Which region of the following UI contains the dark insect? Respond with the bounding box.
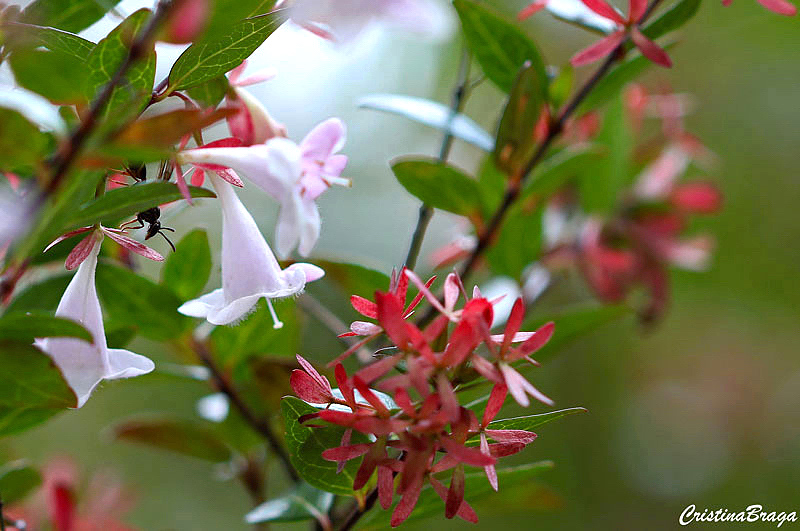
[121,207,176,251]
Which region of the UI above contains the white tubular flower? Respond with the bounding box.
[178,174,324,326]
[38,233,155,407]
[178,118,348,259]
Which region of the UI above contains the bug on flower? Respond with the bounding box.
[121,207,176,252]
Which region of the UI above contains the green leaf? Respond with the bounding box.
[86,9,156,123]
[113,417,233,462]
[523,303,631,362]
[0,107,50,172]
[168,11,286,91]
[0,461,42,504]
[485,202,542,280]
[211,299,299,367]
[0,341,77,437]
[314,261,389,300]
[186,75,231,108]
[5,275,72,315]
[477,156,507,218]
[66,182,215,231]
[22,0,123,33]
[454,0,547,93]
[95,263,190,341]
[579,95,633,214]
[494,60,547,174]
[357,93,494,151]
[548,64,574,110]
[486,407,587,432]
[11,169,105,262]
[3,23,95,60]
[392,159,482,218]
[246,482,334,524]
[281,396,368,496]
[9,48,89,104]
[0,313,92,343]
[362,462,554,528]
[641,0,701,41]
[201,0,279,42]
[523,144,603,200]
[162,229,212,301]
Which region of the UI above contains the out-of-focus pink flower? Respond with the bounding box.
[163,0,209,43]
[37,235,154,407]
[723,0,796,15]
[178,118,349,258]
[285,0,447,42]
[570,0,671,68]
[178,174,324,325]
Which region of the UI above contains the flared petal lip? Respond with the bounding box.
[178,285,307,325]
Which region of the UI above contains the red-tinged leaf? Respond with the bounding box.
[317,409,358,427]
[629,0,648,22]
[391,480,423,527]
[290,370,332,404]
[484,429,538,445]
[404,273,438,315]
[353,376,389,416]
[488,442,526,458]
[334,364,356,407]
[45,226,93,253]
[174,163,193,205]
[631,28,672,68]
[376,291,411,348]
[321,443,371,462]
[378,465,394,509]
[571,31,626,67]
[65,233,97,270]
[437,374,460,423]
[429,477,479,523]
[296,355,331,393]
[515,321,555,358]
[394,388,416,417]
[113,108,237,150]
[580,0,626,23]
[354,441,384,490]
[355,355,401,385]
[353,417,409,436]
[351,294,378,318]
[103,230,164,262]
[327,333,379,367]
[500,364,554,407]
[518,0,547,20]
[440,437,496,467]
[395,266,409,303]
[442,320,479,368]
[482,384,508,426]
[445,466,465,519]
[757,0,797,14]
[423,314,449,344]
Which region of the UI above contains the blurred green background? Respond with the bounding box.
[4,0,800,528]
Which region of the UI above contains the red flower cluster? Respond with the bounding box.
[290,270,555,526]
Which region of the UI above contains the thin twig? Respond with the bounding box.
[297,295,373,361]
[41,0,174,199]
[456,0,666,285]
[337,488,379,531]
[403,50,472,270]
[190,338,300,483]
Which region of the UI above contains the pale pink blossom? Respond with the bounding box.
[178,118,349,258]
[177,174,324,326]
[284,0,447,42]
[225,61,286,145]
[37,234,154,407]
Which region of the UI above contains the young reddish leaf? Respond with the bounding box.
[571,31,626,67]
[631,28,672,68]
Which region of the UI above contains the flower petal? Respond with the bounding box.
[631,28,672,68]
[571,30,626,67]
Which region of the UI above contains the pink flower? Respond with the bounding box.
[225,61,286,145]
[285,0,447,42]
[570,0,671,68]
[37,234,154,407]
[178,118,349,258]
[723,0,796,14]
[177,174,324,325]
